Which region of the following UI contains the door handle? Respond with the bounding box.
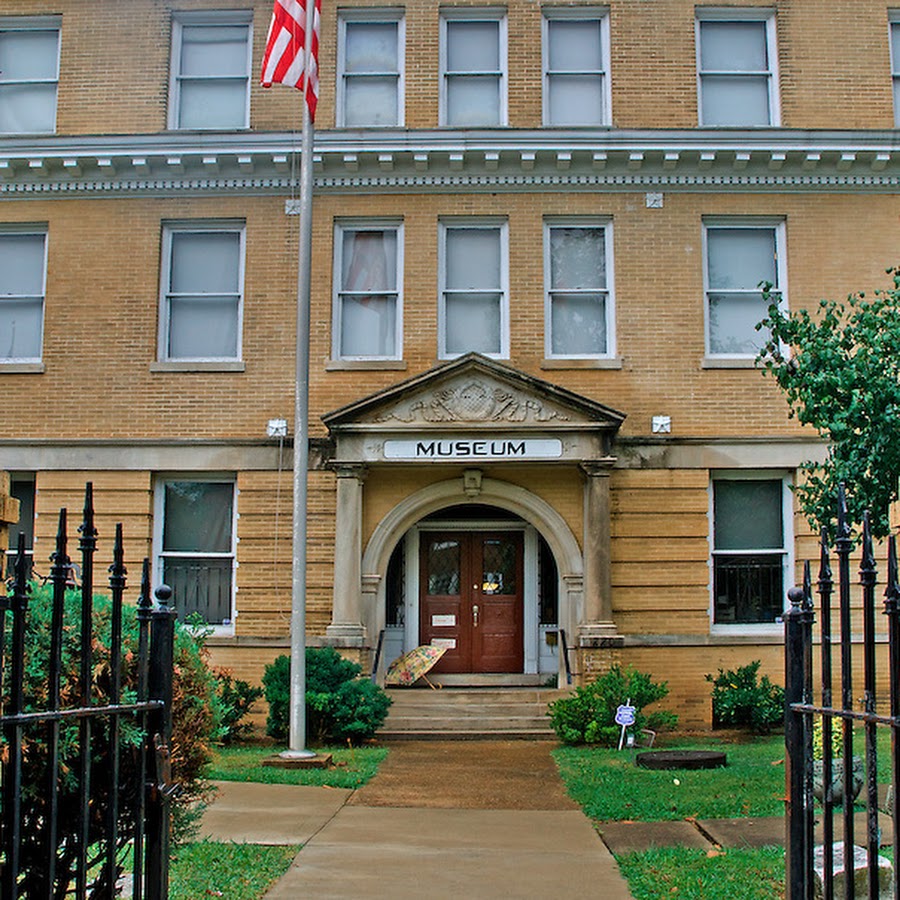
[473,604,479,627]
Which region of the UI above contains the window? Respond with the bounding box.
[439,221,508,358]
[441,10,506,126]
[711,474,791,626]
[338,11,403,127]
[543,10,610,126]
[545,221,614,358]
[159,223,244,362]
[169,12,251,130]
[333,222,402,359]
[703,221,785,358]
[156,478,236,626]
[890,17,900,126]
[696,11,778,126]
[0,18,60,134]
[5,475,35,579]
[0,227,46,363]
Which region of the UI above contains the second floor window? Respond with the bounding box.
[545,221,613,358]
[891,18,900,126]
[0,227,46,363]
[333,223,402,359]
[543,11,609,126]
[439,221,508,358]
[0,19,60,135]
[697,13,778,127]
[704,221,784,358]
[441,11,506,126]
[159,223,244,362]
[338,12,403,126]
[170,13,251,130]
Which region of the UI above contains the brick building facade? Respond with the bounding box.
[1,0,897,724]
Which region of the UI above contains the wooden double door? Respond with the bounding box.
[419,530,524,673]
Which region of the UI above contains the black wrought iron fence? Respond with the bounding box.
[0,483,176,900]
[784,486,900,899]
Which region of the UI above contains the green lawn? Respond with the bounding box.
[617,847,785,900]
[170,841,299,900]
[206,744,388,789]
[553,734,786,821]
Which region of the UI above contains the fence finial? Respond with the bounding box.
[802,560,813,610]
[836,482,851,548]
[154,584,173,611]
[885,536,900,613]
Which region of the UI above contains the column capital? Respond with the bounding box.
[332,462,368,481]
[579,458,615,478]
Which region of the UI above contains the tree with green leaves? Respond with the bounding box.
[756,267,900,539]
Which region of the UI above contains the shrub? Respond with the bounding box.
[214,669,264,744]
[263,648,392,745]
[548,666,677,746]
[0,581,223,897]
[706,660,785,733]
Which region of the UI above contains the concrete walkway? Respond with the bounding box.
[199,741,635,900]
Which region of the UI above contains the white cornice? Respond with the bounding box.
[3,128,900,197]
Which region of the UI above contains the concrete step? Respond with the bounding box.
[379,686,569,740]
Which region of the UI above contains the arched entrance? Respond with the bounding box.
[361,477,583,677]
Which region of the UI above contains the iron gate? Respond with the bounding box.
[785,486,900,899]
[0,484,176,899]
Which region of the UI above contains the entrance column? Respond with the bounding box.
[326,463,367,645]
[579,461,619,642]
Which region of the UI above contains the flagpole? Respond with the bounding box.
[284,40,316,761]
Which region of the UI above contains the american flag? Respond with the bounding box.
[260,0,321,121]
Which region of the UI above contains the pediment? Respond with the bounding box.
[323,354,625,433]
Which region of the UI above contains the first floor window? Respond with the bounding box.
[440,221,508,358]
[545,221,613,358]
[5,474,35,579]
[711,475,790,626]
[334,223,401,359]
[0,19,60,134]
[157,478,235,626]
[0,227,46,362]
[160,223,244,361]
[704,221,784,358]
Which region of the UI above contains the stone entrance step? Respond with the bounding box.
[378,686,570,741]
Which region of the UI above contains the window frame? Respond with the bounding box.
[702,217,787,363]
[709,470,793,633]
[168,10,253,131]
[695,8,780,127]
[337,8,405,128]
[438,218,510,360]
[543,217,615,360]
[0,16,61,136]
[439,7,508,127]
[541,7,611,127]
[332,219,404,361]
[158,220,246,364]
[0,224,47,365]
[153,474,238,632]
[889,14,900,126]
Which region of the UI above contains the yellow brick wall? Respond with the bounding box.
[6,190,894,444]
[3,0,893,133]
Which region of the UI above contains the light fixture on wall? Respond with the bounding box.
[651,415,672,434]
[267,418,289,438]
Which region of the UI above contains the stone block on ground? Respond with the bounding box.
[597,819,711,854]
[813,841,893,899]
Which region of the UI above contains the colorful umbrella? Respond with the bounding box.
[384,644,447,689]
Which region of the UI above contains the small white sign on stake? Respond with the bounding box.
[615,700,637,751]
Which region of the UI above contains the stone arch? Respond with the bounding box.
[360,474,584,642]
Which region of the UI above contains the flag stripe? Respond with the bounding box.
[260,0,320,121]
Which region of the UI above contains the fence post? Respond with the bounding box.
[785,578,814,900]
[145,584,176,900]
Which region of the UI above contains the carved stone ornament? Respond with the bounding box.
[374,378,570,424]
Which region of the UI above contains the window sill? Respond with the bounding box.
[150,361,245,373]
[326,359,408,371]
[701,356,759,369]
[0,362,44,374]
[710,622,783,636]
[541,357,623,370]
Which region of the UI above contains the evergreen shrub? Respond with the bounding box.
[706,660,784,732]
